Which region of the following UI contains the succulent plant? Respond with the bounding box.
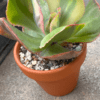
[0,0,100,60]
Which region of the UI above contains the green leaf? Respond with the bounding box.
[46,12,57,33]
[23,27,45,38]
[3,19,42,52]
[40,24,85,49]
[0,18,16,40]
[40,43,69,57]
[66,18,100,43]
[66,32,99,43]
[6,0,39,31]
[65,0,100,43]
[60,0,85,26]
[20,0,33,14]
[50,13,60,32]
[77,0,100,24]
[46,0,60,13]
[36,0,50,30]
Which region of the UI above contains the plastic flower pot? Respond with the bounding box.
[14,42,87,96]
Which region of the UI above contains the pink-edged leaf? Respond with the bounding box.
[66,0,100,43]
[31,0,45,34]
[6,0,39,31]
[0,18,42,52]
[60,0,85,26]
[40,43,85,60]
[50,13,60,32]
[40,43,69,58]
[40,24,85,49]
[50,7,61,32]
[46,12,57,33]
[36,0,50,31]
[0,18,16,40]
[46,0,60,13]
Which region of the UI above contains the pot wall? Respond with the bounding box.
[14,42,87,96]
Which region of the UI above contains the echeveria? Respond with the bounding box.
[0,0,100,58]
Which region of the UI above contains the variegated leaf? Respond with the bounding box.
[60,0,85,26]
[31,0,45,33]
[40,43,69,57]
[40,24,85,49]
[36,0,50,31]
[66,0,100,43]
[0,18,16,40]
[6,0,40,32]
[46,12,57,33]
[23,27,45,38]
[50,13,60,32]
[0,18,43,52]
[46,0,60,13]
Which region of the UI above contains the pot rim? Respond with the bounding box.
[14,42,87,81]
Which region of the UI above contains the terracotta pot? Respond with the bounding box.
[14,42,87,96]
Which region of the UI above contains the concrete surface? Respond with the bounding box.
[0,37,100,100]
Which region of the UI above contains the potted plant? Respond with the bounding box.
[0,0,100,96]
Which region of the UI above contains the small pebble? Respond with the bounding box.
[25,60,29,65]
[19,52,25,58]
[45,69,49,71]
[26,51,31,57]
[19,43,79,71]
[32,60,37,65]
[50,67,55,70]
[27,56,32,61]
[27,64,32,68]
[75,45,82,51]
[35,66,40,70]
[55,66,59,69]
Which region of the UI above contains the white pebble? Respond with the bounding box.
[55,66,59,69]
[32,60,37,65]
[20,57,24,61]
[25,60,29,65]
[40,67,44,70]
[26,51,31,57]
[27,56,32,61]
[50,67,55,70]
[23,64,26,66]
[20,46,24,50]
[38,57,42,61]
[35,66,40,70]
[27,64,32,68]
[19,52,25,58]
[75,45,82,51]
[45,69,49,71]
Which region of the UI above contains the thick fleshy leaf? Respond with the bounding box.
[66,32,100,43]
[20,0,33,14]
[0,18,16,40]
[46,0,60,13]
[40,43,83,60]
[60,0,85,26]
[36,0,50,30]
[40,43,69,57]
[46,12,57,33]
[31,0,44,33]
[6,0,39,31]
[77,0,100,24]
[23,27,45,38]
[50,13,60,32]
[66,0,100,43]
[0,18,42,52]
[40,24,85,49]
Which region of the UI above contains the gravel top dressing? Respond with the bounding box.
[19,43,83,71]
